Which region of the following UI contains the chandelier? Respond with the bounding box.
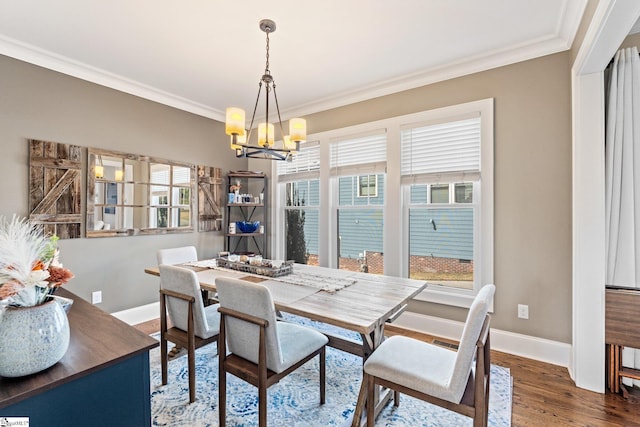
[225,19,306,161]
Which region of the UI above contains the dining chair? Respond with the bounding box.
[157,245,198,266]
[157,245,214,306]
[158,264,220,403]
[357,283,495,427]
[215,277,329,427]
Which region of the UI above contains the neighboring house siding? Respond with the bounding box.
[338,175,384,258]
[338,208,384,258]
[304,210,319,254]
[301,176,473,261]
[409,208,473,260]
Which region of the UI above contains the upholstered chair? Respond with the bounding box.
[357,284,495,427]
[158,264,220,403]
[215,277,329,427]
[157,245,198,266]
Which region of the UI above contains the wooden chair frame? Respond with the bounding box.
[361,315,491,427]
[159,288,218,403]
[218,306,326,427]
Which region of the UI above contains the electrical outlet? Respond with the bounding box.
[92,291,102,304]
[517,304,529,319]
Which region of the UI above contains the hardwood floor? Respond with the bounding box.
[136,319,640,426]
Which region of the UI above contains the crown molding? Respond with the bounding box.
[1,0,586,124]
[283,35,576,119]
[0,34,226,121]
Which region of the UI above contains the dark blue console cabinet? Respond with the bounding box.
[0,289,158,426]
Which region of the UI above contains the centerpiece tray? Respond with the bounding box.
[215,257,294,277]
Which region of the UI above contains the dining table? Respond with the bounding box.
[145,260,427,425]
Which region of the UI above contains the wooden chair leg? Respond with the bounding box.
[160,293,168,386]
[259,383,267,427]
[393,390,400,407]
[320,347,326,404]
[219,369,226,427]
[187,341,196,403]
[366,374,376,427]
[219,318,227,427]
[160,334,168,386]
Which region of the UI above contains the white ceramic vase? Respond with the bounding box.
[0,297,70,377]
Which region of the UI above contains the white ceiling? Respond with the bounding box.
[0,0,587,122]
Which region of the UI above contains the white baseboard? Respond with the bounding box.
[111,302,571,367]
[111,302,159,326]
[394,311,571,367]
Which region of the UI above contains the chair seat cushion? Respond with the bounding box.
[197,303,221,339]
[276,321,328,373]
[364,335,461,403]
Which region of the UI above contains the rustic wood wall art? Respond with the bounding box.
[197,166,223,231]
[28,139,82,239]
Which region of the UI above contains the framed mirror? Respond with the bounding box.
[86,148,196,237]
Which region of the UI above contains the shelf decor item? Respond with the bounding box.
[236,221,260,233]
[0,215,75,377]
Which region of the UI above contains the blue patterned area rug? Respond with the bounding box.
[150,321,512,426]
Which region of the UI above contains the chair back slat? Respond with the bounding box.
[216,277,283,372]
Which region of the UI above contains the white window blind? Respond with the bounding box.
[172,167,191,185]
[277,142,321,182]
[401,117,480,184]
[330,131,386,176]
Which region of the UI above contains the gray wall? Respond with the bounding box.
[302,51,573,343]
[1,49,573,344]
[0,54,246,312]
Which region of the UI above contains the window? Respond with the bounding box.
[400,103,493,300]
[331,132,386,274]
[284,179,319,264]
[358,175,378,197]
[273,98,493,307]
[277,143,321,265]
[430,184,449,203]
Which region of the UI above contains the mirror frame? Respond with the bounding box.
[86,148,196,237]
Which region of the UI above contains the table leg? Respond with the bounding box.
[351,322,390,427]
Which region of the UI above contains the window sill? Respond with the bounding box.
[413,285,494,312]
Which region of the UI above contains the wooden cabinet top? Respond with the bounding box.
[605,287,640,348]
[0,288,158,408]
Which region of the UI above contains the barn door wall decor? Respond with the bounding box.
[29,139,82,239]
[197,165,223,231]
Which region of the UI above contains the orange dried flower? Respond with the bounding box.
[47,265,74,286]
[0,281,21,299]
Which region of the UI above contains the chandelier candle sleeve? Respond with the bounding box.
[225,108,245,136]
[289,118,307,142]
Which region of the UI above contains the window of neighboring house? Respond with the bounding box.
[357,174,378,197]
[276,143,321,264]
[331,131,386,274]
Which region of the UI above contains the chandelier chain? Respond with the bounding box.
[265,30,270,74]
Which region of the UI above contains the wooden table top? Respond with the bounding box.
[0,288,158,408]
[146,262,427,336]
